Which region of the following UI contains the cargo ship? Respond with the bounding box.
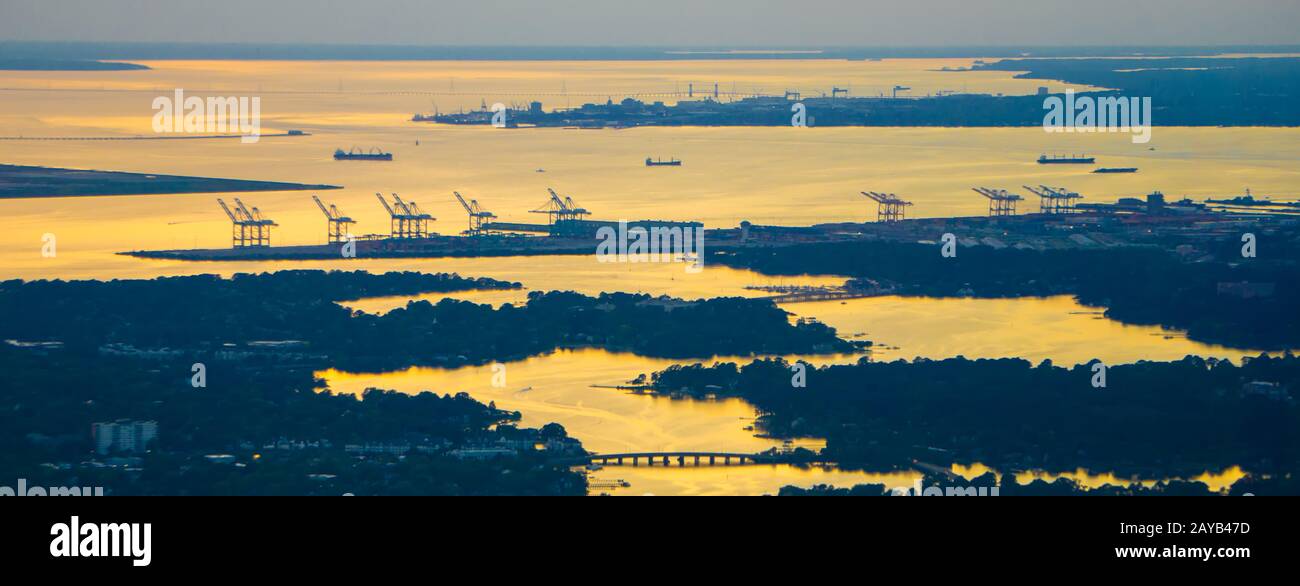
[334,147,393,161]
[1093,167,1138,174]
[1038,154,1095,165]
[646,157,682,167]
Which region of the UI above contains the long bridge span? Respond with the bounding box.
[557,452,829,468]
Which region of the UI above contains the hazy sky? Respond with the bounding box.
[2,0,1298,46]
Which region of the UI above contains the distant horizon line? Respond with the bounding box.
[4,41,1299,63]
[6,40,1300,49]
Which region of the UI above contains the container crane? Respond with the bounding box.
[216,198,276,248]
[392,194,434,238]
[217,198,253,248]
[531,188,591,225]
[972,188,1024,217]
[235,198,277,247]
[1023,185,1084,215]
[861,191,914,223]
[312,195,356,244]
[453,191,497,236]
[562,194,590,221]
[376,192,415,239]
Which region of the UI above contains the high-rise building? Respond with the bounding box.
[92,420,158,455]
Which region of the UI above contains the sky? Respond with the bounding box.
[1,0,1298,47]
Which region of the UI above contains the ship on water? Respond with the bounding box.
[334,147,393,161]
[646,157,682,167]
[1038,154,1096,165]
[1094,167,1138,174]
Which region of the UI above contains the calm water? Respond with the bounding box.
[2,59,1284,494]
[321,348,889,496]
[2,60,1298,277]
[319,347,1250,496]
[333,290,1263,495]
[345,288,1266,367]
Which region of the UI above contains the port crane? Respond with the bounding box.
[375,193,430,239]
[892,85,911,98]
[452,191,497,236]
[216,198,276,248]
[972,187,1024,217]
[562,194,590,221]
[312,195,356,244]
[375,193,407,239]
[831,87,850,99]
[1023,185,1084,215]
[861,191,913,223]
[393,194,435,238]
[531,188,591,225]
[240,200,277,247]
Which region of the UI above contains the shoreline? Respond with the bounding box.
[0,164,340,199]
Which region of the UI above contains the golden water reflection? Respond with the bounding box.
[954,464,1248,493]
[2,60,1299,283]
[3,59,1287,495]
[320,346,1254,496]
[791,295,1270,367]
[319,347,902,496]
[344,288,1270,368]
[320,348,855,456]
[587,466,922,497]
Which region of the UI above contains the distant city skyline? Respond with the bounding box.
[2,0,1299,47]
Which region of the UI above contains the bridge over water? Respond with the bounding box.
[557,452,830,468]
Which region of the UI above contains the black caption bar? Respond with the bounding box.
[1,496,1287,574]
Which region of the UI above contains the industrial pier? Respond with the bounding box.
[126,187,707,261]
[123,186,1298,262]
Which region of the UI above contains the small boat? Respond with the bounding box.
[1093,167,1138,174]
[646,157,682,167]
